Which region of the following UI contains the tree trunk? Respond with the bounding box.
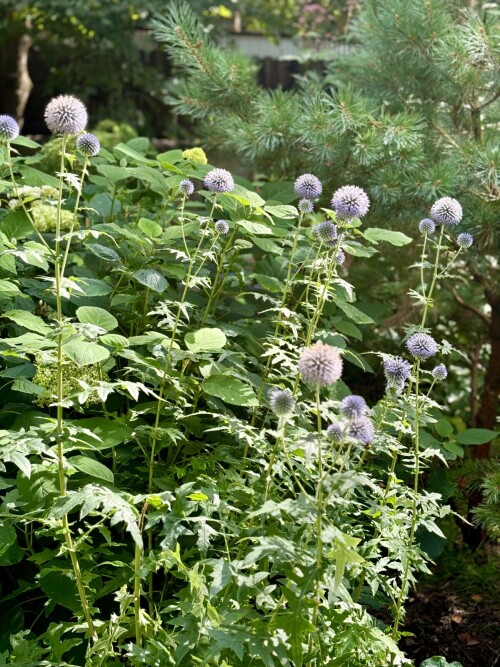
[0,29,33,127]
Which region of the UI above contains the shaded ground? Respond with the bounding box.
[401,548,500,667]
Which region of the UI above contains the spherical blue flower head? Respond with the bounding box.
[179,179,194,196]
[331,185,370,220]
[419,218,435,235]
[457,232,473,249]
[348,417,375,445]
[406,333,438,360]
[298,342,343,387]
[76,132,100,157]
[339,394,368,419]
[313,220,338,246]
[432,364,448,381]
[44,95,88,135]
[215,219,229,235]
[298,198,314,213]
[0,115,20,142]
[430,197,463,226]
[326,421,346,442]
[294,173,323,200]
[203,168,234,193]
[268,388,295,417]
[335,250,346,265]
[384,356,412,383]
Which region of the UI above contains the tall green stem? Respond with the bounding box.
[420,226,444,327]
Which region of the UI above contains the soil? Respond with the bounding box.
[401,577,500,667]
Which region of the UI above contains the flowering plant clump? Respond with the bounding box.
[0,113,479,667]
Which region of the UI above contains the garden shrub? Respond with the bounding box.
[0,98,487,666]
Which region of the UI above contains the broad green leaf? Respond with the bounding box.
[12,135,41,149]
[113,142,153,164]
[237,220,274,236]
[2,310,51,335]
[455,429,498,445]
[18,165,60,188]
[334,319,363,340]
[0,210,33,239]
[251,236,283,255]
[96,164,130,182]
[0,279,21,296]
[185,328,227,353]
[68,417,132,450]
[86,243,120,262]
[202,375,258,406]
[263,204,298,219]
[69,455,114,483]
[39,571,79,611]
[100,333,129,349]
[128,166,166,191]
[138,217,163,239]
[420,659,463,667]
[71,277,112,297]
[435,419,454,438]
[335,300,374,325]
[12,378,45,397]
[133,269,168,293]
[0,522,16,557]
[76,306,118,331]
[363,227,413,246]
[253,274,283,293]
[62,340,110,367]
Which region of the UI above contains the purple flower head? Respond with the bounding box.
[313,220,338,246]
[44,95,88,135]
[215,219,229,235]
[76,132,100,157]
[298,198,314,213]
[339,395,368,419]
[457,233,473,249]
[0,115,20,142]
[430,197,463,226]
[179,179,194,196]
[327,421,346,442]
[335,250,346,265]
[384,356,412,393]
[268,388,295,417]
[432,364,448,381]
[419,218,435,235]
[406,333,438,360]
[204,168,234,193]
[294,173,322,200]
[348,417,375,445]
[298,342,343,387]
[331,185,370,220]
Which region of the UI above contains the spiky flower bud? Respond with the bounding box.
[383,356,412,393]
[76,132,100,157]
[204,168,234,193]
[269,388,295,417]
[179,179,195,195]
[331,185,370,220]
[339,395,368,419]
[430,197,463,226]
[327,421,345,442]
[298,342,343,386]
[348,417,375,444]
[432,364,448,381]
[294,173,322,200]
[419,218,435,234]
[406,333,438,360]
[182,147,207,164]
[44,95,88,135]
[335,250,346,265]
[298,198,314,213]
[457,233,473,249]
[0,115,20,142]
[313,220,338,246]
[215,219,229,235]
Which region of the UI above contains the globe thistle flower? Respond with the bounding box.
[419,218,435,235]
[313,220,338,246]
[430,197,463,226]
[298,342,343,387]
[406,333,438,360]
[76,132,100,157]
[335,250,346,265]
[432,364,448,381]
[182,147,207,165]
[269,388,295,417]
[294,173,322,200]
[0,115,20,142]
[215,219,229,235]
[331,185,370,220]
[298,198,314,213]
[457,232,473,249]
[339,395,368,419]
[204,168,234,193]
[326,421,346,443]
[348,417,375,445]
[44,95,88,135]
[179,179,195,196]
[383,356,412,392]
